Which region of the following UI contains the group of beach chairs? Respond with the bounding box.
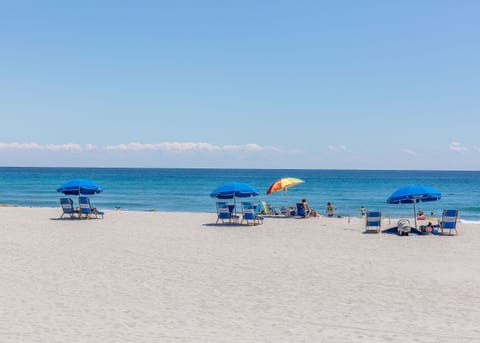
[364,209,459,235]
[256,201,312,218]
[215,201,264,226]
[60,197,104,219]
[215,201,313,226]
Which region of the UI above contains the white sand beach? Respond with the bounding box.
[1,207,480,342]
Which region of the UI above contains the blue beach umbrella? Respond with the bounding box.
[210,182,259,214]
[387,185,441,228]
[210,182,259,199]
[56,179,103,196]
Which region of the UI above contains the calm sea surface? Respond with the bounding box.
[1,167,479,222]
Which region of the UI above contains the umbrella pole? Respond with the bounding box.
[413,200,417,229]
[78,186,81,218]
[284,189,293,216]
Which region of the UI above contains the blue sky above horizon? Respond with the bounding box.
[1,1,479,170]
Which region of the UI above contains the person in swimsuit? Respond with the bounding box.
[326,202,336,217]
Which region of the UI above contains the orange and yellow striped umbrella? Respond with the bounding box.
[266,177,304,195]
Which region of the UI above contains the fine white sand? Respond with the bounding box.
[1,207,480,343]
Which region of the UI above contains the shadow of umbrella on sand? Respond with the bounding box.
[387,185,441,229]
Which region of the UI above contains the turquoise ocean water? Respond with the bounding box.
[1,167,479,222]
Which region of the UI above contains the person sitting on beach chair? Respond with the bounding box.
[296,202,309,218]
[297,198,318,217]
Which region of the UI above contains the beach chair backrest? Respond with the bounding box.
[216,201,227,209]
[60,198,73,212]
[218,206,230,215]
[215,202,231,223]
[241,202,264,225]
[242,202,254,209]
[366,211,381,226]
[79,196,93,215]
[365,211,382,232]
[242,202,256,219]
[60,198,75,217]
[441,209,458,229]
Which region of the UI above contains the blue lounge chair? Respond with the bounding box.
[241,202,264,225]
[59,197,78,218]
[79,196,104,219]
[365,211,382,233]
[439,209,458,235]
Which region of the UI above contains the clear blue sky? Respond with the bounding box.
[1,1,479,169]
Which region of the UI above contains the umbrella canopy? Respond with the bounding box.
[266,177,304,195]
[387,185,441,228]
[56,179,103,195]
[210,182,259,199]
[387,185,441,204]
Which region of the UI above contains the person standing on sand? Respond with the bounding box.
[326,202,336,217]
[360,206,366,217]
